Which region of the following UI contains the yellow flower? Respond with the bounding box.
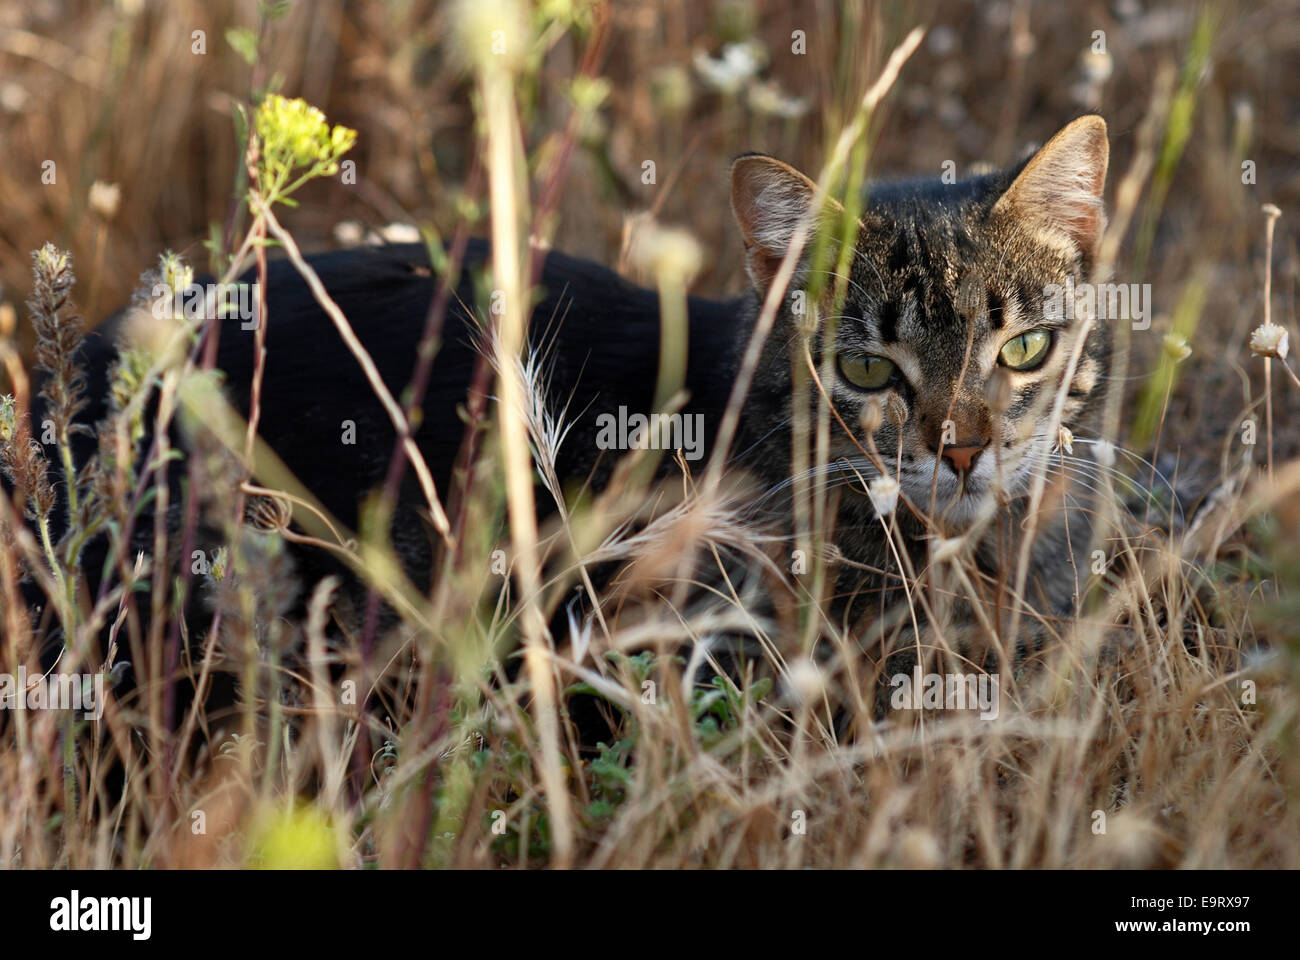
[254,95,357,205]
[248,804,338,869]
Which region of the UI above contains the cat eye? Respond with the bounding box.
[998,328,1052,371]
[838,354,898,391]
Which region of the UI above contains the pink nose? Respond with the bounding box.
[942,445,984,472]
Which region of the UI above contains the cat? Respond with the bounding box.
[17,115,1110,729]
[731,114,1111,682]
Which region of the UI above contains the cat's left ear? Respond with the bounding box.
[993,115,1109,263]
[731,154,844,292]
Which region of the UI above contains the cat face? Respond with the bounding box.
[732,116,1110,527]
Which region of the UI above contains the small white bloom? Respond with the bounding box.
[867,475,900,517]
[1054,426,1074,455]
[1080,48,1114,84]
[1249,323,1289,360]
[692,42,764,95]
[0,81,29,114]
[748,79,809,119]
[786,658,825,704]
[333,220,365,247]
[378,222,421,244]
[88,181,121,221]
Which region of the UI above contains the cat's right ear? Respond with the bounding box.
[992,115,1109,264]
[731,154,835,292]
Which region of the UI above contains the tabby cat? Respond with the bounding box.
[731,115,1111,664]
[27,116,1110,719]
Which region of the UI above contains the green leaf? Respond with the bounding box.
[226,27,260,66]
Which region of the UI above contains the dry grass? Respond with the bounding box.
[1,0,1299,868]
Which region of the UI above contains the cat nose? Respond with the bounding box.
[941,443,987,473]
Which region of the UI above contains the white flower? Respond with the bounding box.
[785,658,825,704]
[88,181,121,221]
[333,220,365,247]
[1249,323,1289,360]
[0,81,29,114]
[1080,48,1114,84]
[378,222,421,244]
[692,42,764,95]
[748,79,808,119]
[1054,426,1074,455]
[867,475,900,517]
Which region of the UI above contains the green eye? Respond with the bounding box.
[838,354,898,390]
[999,328,1052,370]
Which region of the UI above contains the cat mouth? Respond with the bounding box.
[898,464,1027,511]
[830,455,1029,515]
[899,468,985,496]
[894,473,982,513]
